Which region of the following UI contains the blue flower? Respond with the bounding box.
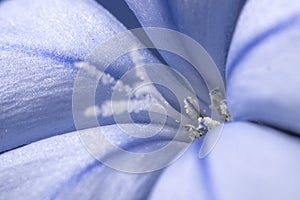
[1,0,300,199]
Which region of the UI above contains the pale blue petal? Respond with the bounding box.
[0,0,125,151]
[226,0,300,134]
[150,122,300,200]
[0,124,184,199]
[0,0,170,152]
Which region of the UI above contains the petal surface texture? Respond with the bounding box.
[0,124,186,199]
[226,0,300,134]
[150,122,300,200]
[0,0,127,151]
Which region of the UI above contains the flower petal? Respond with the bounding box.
[0,0,175,152]
[0,0,122,151]
[1,124,184,199]
[150,122,300,199]
[226,0,300,134]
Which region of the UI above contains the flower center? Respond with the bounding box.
[183,88,231,140]
[75,45,231,142]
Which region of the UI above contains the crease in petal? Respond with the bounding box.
[125,0,245,74]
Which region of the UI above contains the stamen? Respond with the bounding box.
[75,49,231,142]
[75,47,164,119]
[183,89,231,140]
